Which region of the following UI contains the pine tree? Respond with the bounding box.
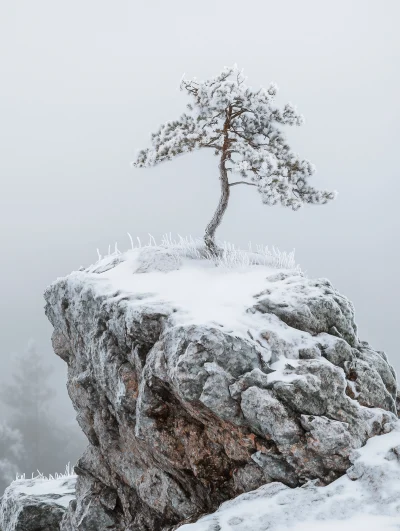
[0,342,85,477]
[1,342,55,471]
[0,423,24,494]
[134,65,336,254]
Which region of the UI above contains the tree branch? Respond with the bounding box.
[201,134,223,148]
[203,145,222,150]
[202,111,224,128]
[229,181,257,187]
[231,109,250,119]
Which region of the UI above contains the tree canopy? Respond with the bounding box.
[134,65,336,252]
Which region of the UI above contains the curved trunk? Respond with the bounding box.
[204,156,230,255]
[204,107,231,255]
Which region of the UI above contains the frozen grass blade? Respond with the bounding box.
[14,463,76,483]
[90,234,301,273]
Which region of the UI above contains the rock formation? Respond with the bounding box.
[44,247,398,530]
[178,420,400,530]
[0,474,76,531]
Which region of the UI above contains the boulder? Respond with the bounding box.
[0,475,76,531]
[44,248,398,530]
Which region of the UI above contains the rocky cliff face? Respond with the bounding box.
[178,420,400,531]
[44,247,398,531]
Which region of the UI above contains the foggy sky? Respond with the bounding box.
[0,0,399,418]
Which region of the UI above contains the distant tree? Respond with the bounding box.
[0,423,24,494]
[134,65,336,254]
[1,341,55,471]
[0,341,85,478]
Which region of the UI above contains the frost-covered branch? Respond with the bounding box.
[229,181,257,187]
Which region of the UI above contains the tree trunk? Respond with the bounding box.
[204,109,231,255]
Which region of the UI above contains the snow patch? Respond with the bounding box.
[0,466,76,531]
[9,476,76,508]
[10,465,76,508]
[79,241,303,349]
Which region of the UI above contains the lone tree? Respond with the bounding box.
[134,65,336,254]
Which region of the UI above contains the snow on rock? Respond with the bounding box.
[0,474,76,531]
[178,421,400,531]
[44,245,398,530]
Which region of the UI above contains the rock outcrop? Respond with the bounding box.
[44,247,398,530]
[178,420,400,530]
[0,475,76,531]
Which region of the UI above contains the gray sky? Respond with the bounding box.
[0,0,399,417]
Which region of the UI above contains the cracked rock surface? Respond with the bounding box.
[44,248,398,530]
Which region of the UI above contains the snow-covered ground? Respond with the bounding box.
[68,240,320,363]
[96,253,303,331]
[0,469,76,531]
[6,474,76,508]
[178,422,400,530]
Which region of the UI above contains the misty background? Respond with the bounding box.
[0,0,399,491]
